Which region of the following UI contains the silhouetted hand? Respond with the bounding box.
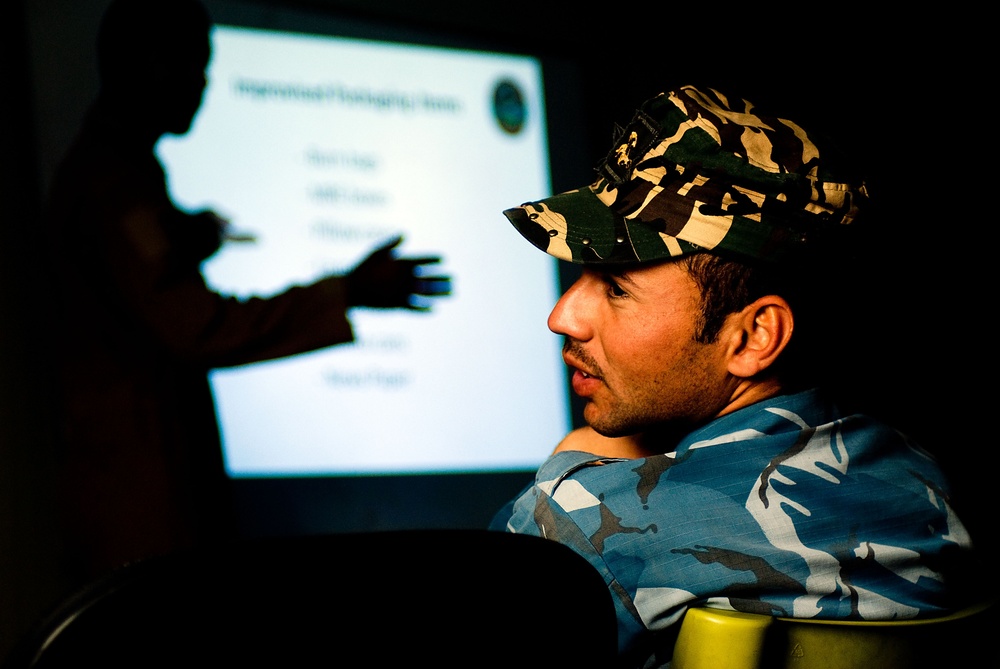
[345,236,451,311]
[173,209,228,264]
[195,209,228,242]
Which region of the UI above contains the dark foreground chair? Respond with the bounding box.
[4,529,617,668]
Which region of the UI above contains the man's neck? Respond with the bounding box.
[718,376,786,419]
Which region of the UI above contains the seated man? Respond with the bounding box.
[490,85,979,667]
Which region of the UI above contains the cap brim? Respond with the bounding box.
[504,182,699,265]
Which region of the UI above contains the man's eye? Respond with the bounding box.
[606,279,628,298]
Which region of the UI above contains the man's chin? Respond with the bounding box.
[583,407,630,439]
[584,409,682,444]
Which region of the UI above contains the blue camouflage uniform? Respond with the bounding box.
[490,388,976,667]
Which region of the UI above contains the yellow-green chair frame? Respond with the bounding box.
[672,600,995,669]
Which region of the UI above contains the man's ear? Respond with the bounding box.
[724,295,794,379]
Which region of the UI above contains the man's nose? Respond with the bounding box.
[548,275,592,341]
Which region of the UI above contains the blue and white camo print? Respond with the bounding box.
[493,388,975,667]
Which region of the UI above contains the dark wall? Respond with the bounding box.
[1,0,68,657]
[2,0,992,660]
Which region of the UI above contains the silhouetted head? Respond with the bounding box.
[96,0,212,136]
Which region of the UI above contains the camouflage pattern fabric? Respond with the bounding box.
[490,389,978,668]
[503,85,869,265]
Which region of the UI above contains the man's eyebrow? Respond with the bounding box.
[606,268,639,288]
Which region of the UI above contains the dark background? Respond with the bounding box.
[1,0,991,659]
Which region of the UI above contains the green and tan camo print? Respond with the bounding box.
[503,85,869,265]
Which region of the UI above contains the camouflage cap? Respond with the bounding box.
[503,85,869,265]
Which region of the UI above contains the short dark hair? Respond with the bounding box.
[679,248,842,393]
[680,253,759,345]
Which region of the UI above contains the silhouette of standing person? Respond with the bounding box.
[44,0,450,583]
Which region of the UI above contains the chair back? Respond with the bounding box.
[4,529,618,668]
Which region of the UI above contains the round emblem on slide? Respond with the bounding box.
[493,79,527,134]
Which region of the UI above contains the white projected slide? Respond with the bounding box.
[157,25,569,476]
